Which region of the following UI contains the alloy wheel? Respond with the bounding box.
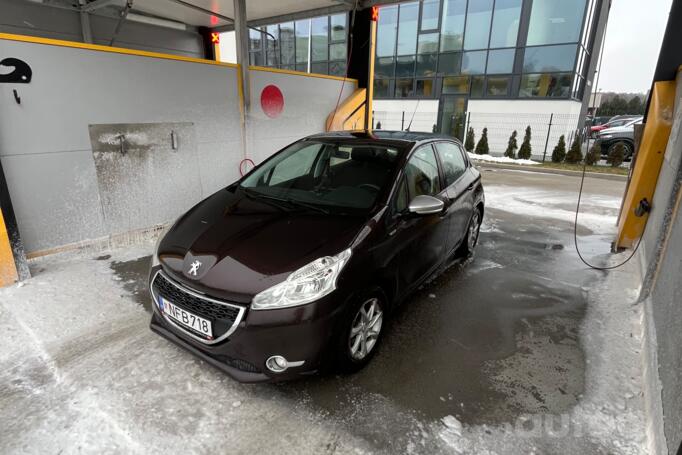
[468,210,481,251]
[349,298,383,361]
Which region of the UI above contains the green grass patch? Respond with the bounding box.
[535,162,630,176]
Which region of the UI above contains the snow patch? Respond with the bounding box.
[468,152,539,165]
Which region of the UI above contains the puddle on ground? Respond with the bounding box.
[109,255,152,311]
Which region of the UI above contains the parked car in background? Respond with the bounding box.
[148,131,485,382]
[590,115,641,137]
[596,116,643,160]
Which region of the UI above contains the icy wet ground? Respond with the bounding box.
[0,168,647,454]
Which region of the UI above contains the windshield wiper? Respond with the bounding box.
[240,187,291,211]
[240,188,330,215]
[280,198,330,215]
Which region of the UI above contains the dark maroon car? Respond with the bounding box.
[149,130,484,382]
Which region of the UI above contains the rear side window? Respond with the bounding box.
[435,142,467,186]
[405,145,441,197]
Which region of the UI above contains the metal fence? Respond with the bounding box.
[372,110,584,162]
[466,112,583,161]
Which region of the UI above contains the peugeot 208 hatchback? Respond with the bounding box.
[149,131,484,382]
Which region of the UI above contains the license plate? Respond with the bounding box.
[161,297,213,339]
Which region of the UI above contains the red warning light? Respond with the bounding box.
[211,32,220,44]
[371,6,379,22]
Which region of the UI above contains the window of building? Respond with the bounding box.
[376,57,395,78]
[523,44,577,73]
[486,76,511,96]
[440,0,466,52]
[329,61,346,76]
[527,0,587,46]
[417,32,439,54]
[420,0,441,30]
[397,2,419,55]
[377,5,399,57]
[489,0,522,48]
[415,79,435,97]
[249,28,262,51]
[519,73,572,97]
[330,43,346,61]
[249,28,263,66]
[330,14,347,41]
[486,48,515,74]
[416,54,438,76]
[295,19,310,67]
[463,0,493,50]
[435,142,467,185]
[461,51,487,74]
[280,22,295,66]
[470,75,485,97]
[311,16,328,62]
[311,62,328,74]
[395,78,415,98]
[396,55,416,77]
[438,52,461,74]
[405,146,441,197]
[266,24,279,67]
[442,76,469,94]
[374,79,391,98]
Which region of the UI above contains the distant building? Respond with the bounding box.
[236,0,608,155]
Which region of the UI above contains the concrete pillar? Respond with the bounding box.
[233,0,250,110]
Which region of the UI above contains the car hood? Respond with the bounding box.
[599,125,633,135]
[157,189,367,304]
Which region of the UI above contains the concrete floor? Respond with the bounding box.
[0,167,647,454]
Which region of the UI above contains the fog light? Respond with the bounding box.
[266,355,289,373]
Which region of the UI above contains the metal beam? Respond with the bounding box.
[165,0,234,23]
[78,0,94,43]
[110,0,133,46]
[82,0,122,13]
[233,0,249,109]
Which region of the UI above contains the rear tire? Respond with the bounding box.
[334,288,386,373]
[457,206,482,258]
[608,141,633,161]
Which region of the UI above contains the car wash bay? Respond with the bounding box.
[0,167,647,454]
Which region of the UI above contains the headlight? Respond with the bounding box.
[151,224,172,267]
[252,248,352,310]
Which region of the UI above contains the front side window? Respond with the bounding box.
[435,142,467,186]
[405,145,441,197]
[392,178,409,213]
[240,141,400,211]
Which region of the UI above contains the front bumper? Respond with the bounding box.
[148,267,348,383]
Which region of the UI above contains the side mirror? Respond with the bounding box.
[408,195,444,215]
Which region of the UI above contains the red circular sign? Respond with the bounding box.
[260,85,284,118]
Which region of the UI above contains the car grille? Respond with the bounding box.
[215,355,261,373]
[152,271,244,343]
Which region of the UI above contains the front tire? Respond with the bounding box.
[457,206,482,258]
[335,289,386,373]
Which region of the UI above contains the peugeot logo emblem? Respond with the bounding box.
[188,260,202,276]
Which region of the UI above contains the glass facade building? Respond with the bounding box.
[246,0,599,100]
[247,13,349,77]
[374,0,600,101]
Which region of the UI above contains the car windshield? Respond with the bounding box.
[239,140,401,211]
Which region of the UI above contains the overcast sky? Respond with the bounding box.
[597,0,673,93]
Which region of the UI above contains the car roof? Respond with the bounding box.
[305,130,459,146]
